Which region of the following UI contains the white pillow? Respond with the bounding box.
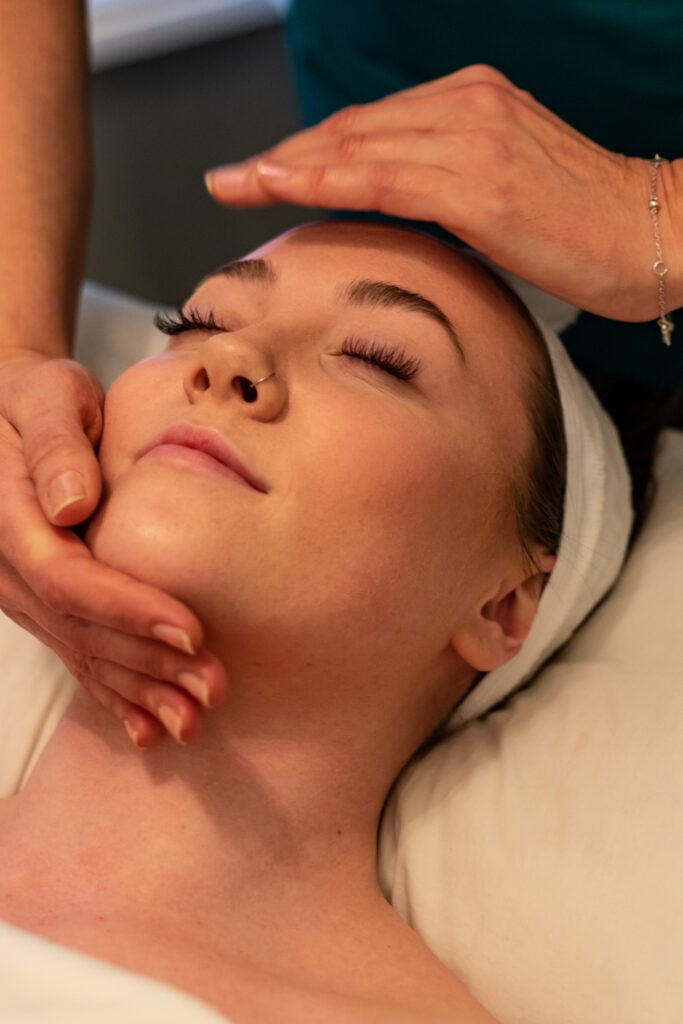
[378,428,683,1024]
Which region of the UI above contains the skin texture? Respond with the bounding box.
[82,220,554,742]
[4,52,670,750]
[206,64,683,323]
[0,222,554,1022]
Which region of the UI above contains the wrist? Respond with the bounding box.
[0,315,72,362]
[656,156,683,315]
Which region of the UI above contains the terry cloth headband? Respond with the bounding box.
[449,315,634,728]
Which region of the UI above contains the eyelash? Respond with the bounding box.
[154,308,421,382]
[154,306,219,335]
[339,336,420,381]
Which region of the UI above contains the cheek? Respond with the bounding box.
[271,407,483,632]
[97,358,178,483]
[85,358,202,593]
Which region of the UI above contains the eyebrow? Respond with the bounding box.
[337,278,465,363]
[204,257,466,363]
[209,257,276,285]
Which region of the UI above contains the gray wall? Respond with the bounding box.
[86,24,312,306]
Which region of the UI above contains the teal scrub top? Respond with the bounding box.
[286,0,683,395]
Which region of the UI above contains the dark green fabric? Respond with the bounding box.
[286,0,683,394]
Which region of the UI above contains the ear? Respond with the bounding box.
[451,552,556,672]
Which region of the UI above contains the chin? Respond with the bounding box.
[84,478,223,607]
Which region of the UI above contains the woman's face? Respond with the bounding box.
[87,222,536,700]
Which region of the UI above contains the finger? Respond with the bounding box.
[3,359,105,526]
[205,96,457,207]
[4,609,162,748]
[206,62,596,208]
[243,159,462,229]
[3,479,204,654]
[79,661,204,746]
[44,609,228,710]
[258,129,463,176]
[7,607,206,747]
[205,88,502,206]
[84,679,165,749]
[204,67,514,204]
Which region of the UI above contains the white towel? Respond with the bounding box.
[450,315,633,727]
[0,919,231,1023]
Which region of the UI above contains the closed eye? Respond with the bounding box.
[154,306,223,336]
[155,309,422,383]
[340,336,421,382]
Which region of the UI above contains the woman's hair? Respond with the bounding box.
[510,310,567,574]
[459,252,568,574]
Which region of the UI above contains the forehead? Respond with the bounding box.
[244,221,484,309]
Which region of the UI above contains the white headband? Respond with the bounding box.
[449,313,633,728]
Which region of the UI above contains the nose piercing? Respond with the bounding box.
[234,371,276,403]
[251,372,276,388]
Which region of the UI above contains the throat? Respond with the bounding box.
[0,693,388,948]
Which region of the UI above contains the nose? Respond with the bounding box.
[183,333,283,417]
[234,370,277,403]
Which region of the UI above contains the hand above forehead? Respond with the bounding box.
[205,63,683,323]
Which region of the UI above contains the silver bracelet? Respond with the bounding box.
[649,155,674,346]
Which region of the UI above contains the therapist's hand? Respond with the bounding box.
[0,354,227,749]
[205,64,683,323]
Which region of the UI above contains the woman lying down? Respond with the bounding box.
[0,221,631,1023]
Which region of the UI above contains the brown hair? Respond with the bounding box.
[459,253,567,573]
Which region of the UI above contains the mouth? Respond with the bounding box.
[139,424,269,493]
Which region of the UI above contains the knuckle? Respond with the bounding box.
[36,570,75,615]
[68,650,92,685]
[324,104,361,136]
[18,358,102,422]
[335,132,368,162]
[77,673,93,695]
[23,430,82,478]
[367,161,400,201]
[20,358,76,398]
[78,653,106,687]
[463,81,513,117]
[134,644,168,681]
[306,164,329,193]
[464,63,510,86]
[60,614,91,653]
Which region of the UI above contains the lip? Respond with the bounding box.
[139,424,269,493]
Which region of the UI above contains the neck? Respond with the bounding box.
[0,681,412,950]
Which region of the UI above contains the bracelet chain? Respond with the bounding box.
[649,155,674,347]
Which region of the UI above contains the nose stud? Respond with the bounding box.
[233,371,276,403]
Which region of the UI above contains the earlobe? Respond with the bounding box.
[451,553,556,672]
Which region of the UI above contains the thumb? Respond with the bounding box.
[11,360,105,526]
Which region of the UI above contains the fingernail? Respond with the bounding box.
[158,705,186,745]
[256,160,291,180]
[124,719,143,748]
[48,471,85,518]
[178,671,213,709]
[204,163,247,189]
[151,624,196,655]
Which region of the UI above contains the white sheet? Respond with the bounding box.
[0,918,232,1023]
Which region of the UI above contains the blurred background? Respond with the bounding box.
[85,0,312,305]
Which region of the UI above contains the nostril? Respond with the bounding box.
[194,368,210,392]
[233,376,258,403]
